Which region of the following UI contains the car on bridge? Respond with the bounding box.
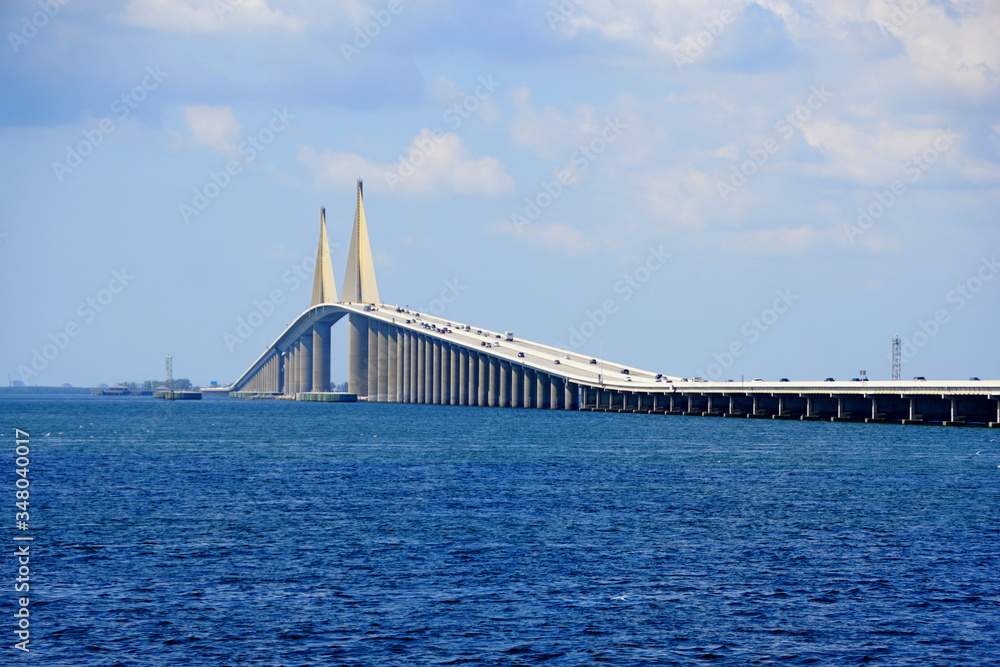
[517,352,525,358]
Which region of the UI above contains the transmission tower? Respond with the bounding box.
[891,336,901,381]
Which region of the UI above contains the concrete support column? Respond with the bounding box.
[436,344,444,404]
[312,323,331,393]
[442,343,452,404]
[348,314,370,398]
[423,338,433,404]
[498,361,508,407]
[522,368,534,408]
[410,334,420,403]
[401,332,411,403]
[449,346,459,405]
[297,342,305,394]
[520,368,532,408]
[536,373,551,409]
[837,397,844,419]
[458,348,468,405]
[551,376,565,410]
[778,396,786,416]
[488,357,500,407]
[299,335,314,394]
[950,398,957,422]
[375,321,388,402]
[295,347,302,394]
[871,396,878,420]
[279,352,287,394]
[431,342,441,404]
[387,325,399,402]
[565,383,577,410]
[365,322,377,401]
[467,350,478,406]
[909,396,917,421]
[477,354,487,406]
[415,336,425,404]
[512,365,524,408]
[806,396,814,418]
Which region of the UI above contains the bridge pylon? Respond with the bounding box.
[341,179,380,305]
[311,207,338,306]
[341,179,380,397]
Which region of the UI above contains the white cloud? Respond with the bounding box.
[561,0,998,96]
[634,167,715,229]
[297,129,515,197]
[510,87,601,160]
[802,121,961,185]
[120,0,305,33]
[554,0,743,51]
[765,0,1000,97]
[717,226,836,256]
[491,219,596,256]
[179,105,243,155]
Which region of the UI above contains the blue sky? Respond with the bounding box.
[2,0,998,387]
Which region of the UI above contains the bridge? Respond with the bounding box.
[220,181,1000,427]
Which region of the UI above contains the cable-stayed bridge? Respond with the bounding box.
[220,181,1000,427]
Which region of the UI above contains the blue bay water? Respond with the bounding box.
[3,395,1000,666]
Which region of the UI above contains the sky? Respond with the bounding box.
[1,0,998,388]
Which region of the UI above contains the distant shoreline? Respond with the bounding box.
[0,386,96,395]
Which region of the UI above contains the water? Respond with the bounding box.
[3,395,999,665]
